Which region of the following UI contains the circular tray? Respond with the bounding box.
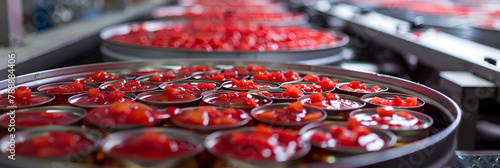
[0,60,461,167]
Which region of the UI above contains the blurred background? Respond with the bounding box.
[0,0,499,167]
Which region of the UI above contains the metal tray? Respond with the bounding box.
[0,60,461,167]
[99,20,350,65]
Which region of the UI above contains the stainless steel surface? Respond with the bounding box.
[0,1,167,78]
[84,104,163,132]
[135,73,192,85]
[0,60,462,167]
[99,20,350,65]
[476,120,500,139]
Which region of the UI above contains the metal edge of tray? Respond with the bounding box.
[469,25,500,49]
[0,59,461,167]
[98,20,350,62]
[322,2,475,40]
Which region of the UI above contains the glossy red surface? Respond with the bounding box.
[228,78,274,90]
[147,71,185,83]
[40,81,86,94]
[128,70,167,75]
[0,111,80,127]
[85,100,160,126]
[253,87,304,99]
[253,71,301,83]
[207,92,270,107]
[108,22,341,51]
[109,130,197,160]
[143,85,199,101]
[371,96,419,107]
[0,87,50,107]
[232,63,266,74]
[354,107,424,128]
[0,97,50,108]
[281,78,335,94]
[302,74,321,83]
[80,70,124,83]
[15,131,94,158]
[282,83,323,93]
[339,81,382,93]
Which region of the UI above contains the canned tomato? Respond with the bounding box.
[100,127,204,168]
[299,93,366,120]
[0,126,102,167]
